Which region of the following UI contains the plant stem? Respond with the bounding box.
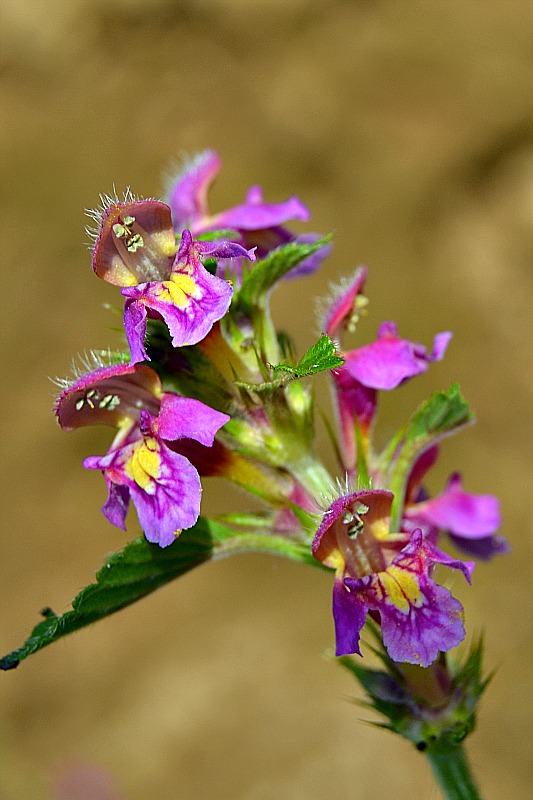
[426,743,482,800]
[212,529,325,569]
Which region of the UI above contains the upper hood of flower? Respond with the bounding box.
[312,489,394,575]
[88,194,177,286]
[54,361,162,430]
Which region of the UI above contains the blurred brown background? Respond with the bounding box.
[1,1,532,798]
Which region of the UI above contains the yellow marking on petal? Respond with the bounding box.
[390,566,423,606]
[157,272,201,307]
[126,437,161,492]
[370,519,391,541]
[378,573,409,612]
[320,547,345,573]
[122,271,140,286]
[380,565,423,613]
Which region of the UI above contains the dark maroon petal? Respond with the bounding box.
[55,362,161,430]
[92,199,176,287]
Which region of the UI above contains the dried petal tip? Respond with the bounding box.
[88,194,177,287]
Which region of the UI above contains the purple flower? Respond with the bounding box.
[344,531,473,667]
[121,229,253,362]
[325,286,451,470]
[55,360,229,547]
[312,490,474,665]
[165,150,329,277]
[88,195,255,362]
[403,449,508,560]
[343,321,452,391]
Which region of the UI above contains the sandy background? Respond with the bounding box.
[1,1,532,798]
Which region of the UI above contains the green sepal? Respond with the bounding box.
[339,638,490,800]
[337,636,489,753]
[201,257,218,275]
[0,518,321,670]
[354,419,371,489]
[235,235,333,314]
[194,228,241,243]
[144,319,239,416]
[157,346,237,415]
[386,384,474,528]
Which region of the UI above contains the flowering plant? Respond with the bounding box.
[1,151,507,799]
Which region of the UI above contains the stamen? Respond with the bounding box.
[99,394,120,410]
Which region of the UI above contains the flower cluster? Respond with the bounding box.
[55,151,506,670]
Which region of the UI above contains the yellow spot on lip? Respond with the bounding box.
[379,566,423,613]
[157,272,201,307]
[126,437,161,492]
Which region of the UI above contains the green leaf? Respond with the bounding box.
[235,335,343,393]
[1,518,320,670]
[272,334,344,378]
[236,235,333,314]
[194,228,241,242]
[387,384,474,528]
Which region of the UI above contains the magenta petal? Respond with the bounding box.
[156,394,229,445]
[323,267,368,339]
[345,323,452,390]
[123,298,150,363]
[430,331,453,361]
[167,150,221,231]
[329,367,377,471]
[101,480,130,530]
[332,578,367,657]
[193,238,256,262]
[332,366,377,427]
[404,445,440,502]
[245,185,263,204]
[121,267,232,349]
[378,581,466,667]
[408,530,475,584]
[207,195,310,232]
[84,438,202,547]
[408,473,501,539]
[128,448,202,547]
[344,530,473,666]
[344,339,417,389]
